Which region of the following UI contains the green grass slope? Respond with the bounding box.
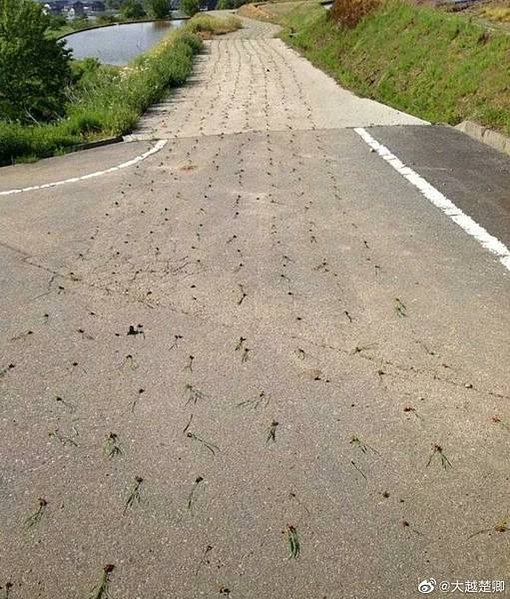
[281,1,510,134]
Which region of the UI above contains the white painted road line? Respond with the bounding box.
[0,139,168,198]
[355,127,510,273]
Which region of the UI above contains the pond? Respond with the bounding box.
[63,20,185,66]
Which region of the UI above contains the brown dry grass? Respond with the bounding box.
[478,2,510,23]
[330,0,381,27]
[237,3,278,21]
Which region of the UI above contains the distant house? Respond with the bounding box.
[42,0,66,14]
[89,1,105,11]
[71,1,85,15]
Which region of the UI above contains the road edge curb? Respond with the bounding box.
[455,121,510,157]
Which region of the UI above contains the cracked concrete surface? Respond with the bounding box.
[0,15,510,599]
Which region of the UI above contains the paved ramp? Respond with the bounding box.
[128,17,424,141]
[0,15,509,599]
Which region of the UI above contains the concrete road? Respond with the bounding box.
[1,16,510,599]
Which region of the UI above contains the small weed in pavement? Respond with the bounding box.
[77,328,94,340]
[131,388,145,412]
[235,337,246,351]
[170,334,183,350]
[183,413,193,434]
[237,391,270,410]
[492,416,510,433]
[0,364,15,378]
[184,383,206,406]
[49,429,79,447]
[187,476,204,512]
[468,519,508,540]
[187,432,219,456]
[195,544,213,576]
[127,324,144,337]
[103,433,122,459]
[404,406,422,419]
[296,348,306,360]
[89,564,114,599]
[124,477,143,513]
[267,420,279,443]
[10,330,33,342]
[237,284,247,305]
[120,354,138,370]
[184,355,195,373]
[286,525,301,559]
[426,444,452,470]
[55,395,75,412]
[69,360,86,375]
[350,436,380,456]
[394,298,407,318]
[402,520,423,536]
[289,491,311,516]
[25,498,47,529]
[350,460,367,481]
[352,343,378,355]
[376,365,386,383]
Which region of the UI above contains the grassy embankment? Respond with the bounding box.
[273,0,510,135]
[0,15,241,166]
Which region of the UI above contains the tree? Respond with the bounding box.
[145,0,170,19]
[180,0,200,16]
[46,13,68,30]
[0,0,72,122]
[121,0,146,19]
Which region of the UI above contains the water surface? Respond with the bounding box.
[63,20,185,66]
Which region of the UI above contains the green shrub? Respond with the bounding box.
[71,15,90,30]
[121,0,146,19]
[96,14,119,24]
[0,28,203,165]
[0,0,73,122]
[146,0,170,19]
[181,0,200,16]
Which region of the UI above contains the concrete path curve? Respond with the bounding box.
[1,15,510,599]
